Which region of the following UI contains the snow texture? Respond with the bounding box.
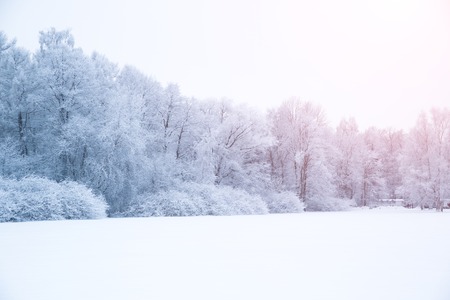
[1,208,449,300]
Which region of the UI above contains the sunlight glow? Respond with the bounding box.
[0,0,449,130]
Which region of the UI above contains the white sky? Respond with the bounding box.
[1,0,449,130]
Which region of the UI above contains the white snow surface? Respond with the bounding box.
[1,208,450,300]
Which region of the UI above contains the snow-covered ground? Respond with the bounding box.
[1,208,450,300]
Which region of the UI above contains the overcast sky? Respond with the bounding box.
[1,0,449,130]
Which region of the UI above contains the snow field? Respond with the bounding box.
[1,209,450,300]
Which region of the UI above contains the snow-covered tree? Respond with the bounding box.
[193,100,272,193]
[403,109,450,210]
[333,118,363,200]
[0,33,37,177]
[378,128,404,199]
[359,128,386,206]
[269,99,334,207]
[33,28,97,180]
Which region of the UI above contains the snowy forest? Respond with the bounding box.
[1,29,449,221]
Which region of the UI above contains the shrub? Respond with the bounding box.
[304,196,355,212]
[122,182,269,217]
[263,191,305,213]
[0,176,108,222]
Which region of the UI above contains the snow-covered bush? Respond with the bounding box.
[181,183,269,216]
[305,197,355,212]
[0,176,108,222]
[125,190,203,217]
[122,182,269,217]
[263,191,305,213]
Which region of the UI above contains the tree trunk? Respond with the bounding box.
[18,111,28,156]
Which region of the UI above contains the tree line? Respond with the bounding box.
[1,29,449,216]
